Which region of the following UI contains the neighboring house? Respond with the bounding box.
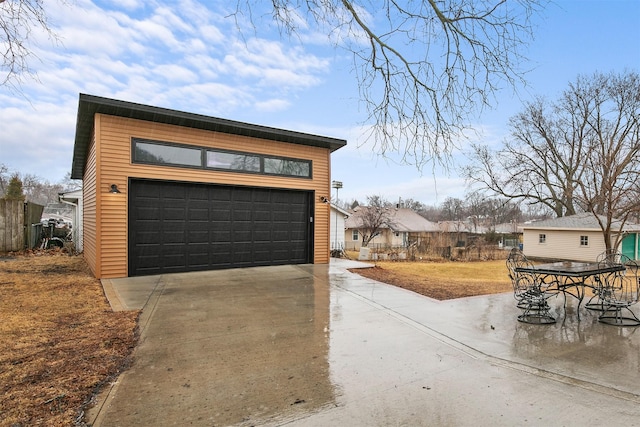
[70,94,346,278]
[329,203,350,251]
[494,222,523,248]
[522,213,640,262]
[437,220,524,249]
[344,207,439,250]
[437,220,478,247]
[58,189,83,252]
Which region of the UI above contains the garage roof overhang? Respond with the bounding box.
[71,93,347,179]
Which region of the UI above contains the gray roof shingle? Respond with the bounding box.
[523,213,640,231]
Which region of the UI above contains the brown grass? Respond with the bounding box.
[350,259,513,300]
[0,251,139,427]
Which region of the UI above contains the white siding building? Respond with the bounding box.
[522,213,640,262]
[330,204,350,251]
[58,189,83,252]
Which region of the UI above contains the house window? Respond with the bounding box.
[539,234,546,244]
[352,230,359,241]
[580,235,589,246]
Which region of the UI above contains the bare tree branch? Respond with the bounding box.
[0,0,60,91]
[233,0,545,170]
[465,71,640,249]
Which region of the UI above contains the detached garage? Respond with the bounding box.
[71,94,346,278]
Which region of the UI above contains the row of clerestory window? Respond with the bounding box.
[132,138,312,179]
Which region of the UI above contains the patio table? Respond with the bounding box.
[515,261,626,320]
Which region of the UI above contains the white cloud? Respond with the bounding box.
[152,64,199,84]
[1,100,77,181]
[254,98,291,112]
[0,1,336,182]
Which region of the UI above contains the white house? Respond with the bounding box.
[58,189,83,252]
[330,203,350,251]
[344,207,439,251]
[522,213,640,262]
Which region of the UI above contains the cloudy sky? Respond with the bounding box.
[1,0,639,206]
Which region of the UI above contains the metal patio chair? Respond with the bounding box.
[597,257,640,326]
[506,248,555,324]
[586,250,626,311]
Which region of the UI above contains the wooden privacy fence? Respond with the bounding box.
[0,200,44,252]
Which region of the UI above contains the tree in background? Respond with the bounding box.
[576,72,640,251]
[0,163,81,205]
[0,163,9,194]
[3,174,25,200]
[354,195,394,247]
[235,0,545,170]
[464,71,640,250]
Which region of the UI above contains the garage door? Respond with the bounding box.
[128,179,313,276]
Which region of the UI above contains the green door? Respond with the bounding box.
[621,234,637,260]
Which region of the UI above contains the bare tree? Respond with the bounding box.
[464,93,587,217]
[440,197,465,221]
[0,162,9,194]
[576,72,640,251]
[0,0,59,90]
[20,173,65,205]
[59,172,82,192]
[233,0,545,170]
[353,195,394,247]
[465,71,640,250]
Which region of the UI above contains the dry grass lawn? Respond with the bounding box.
[0,252,138,427]
[351,259,513,300]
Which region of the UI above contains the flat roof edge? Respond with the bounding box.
[71,93,347,179]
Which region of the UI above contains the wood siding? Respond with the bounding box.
[88,114,331,278]
[83,131,99,276]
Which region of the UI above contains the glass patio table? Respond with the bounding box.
[515,261,626,319]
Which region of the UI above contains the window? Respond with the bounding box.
[352,230,359,241]
[132,138,312,178]
[539,234,546,244]
[264,157,310,177]
[206,151,260,172]
[134,141,202,167]
[580,235,589,246]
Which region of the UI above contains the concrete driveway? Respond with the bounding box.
[88,259,640,426]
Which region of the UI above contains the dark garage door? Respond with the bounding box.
[128,179,313,276]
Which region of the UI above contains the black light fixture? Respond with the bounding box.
[109,184,121,194]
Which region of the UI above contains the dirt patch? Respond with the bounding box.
[350,264,512,300]
[0,250,139,426]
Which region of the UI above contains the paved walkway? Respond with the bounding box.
[88,259,640,426]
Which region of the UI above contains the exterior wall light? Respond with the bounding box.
[109,184,121,193]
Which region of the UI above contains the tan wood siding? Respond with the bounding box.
[82,131,99,276]
[92,114,331,278]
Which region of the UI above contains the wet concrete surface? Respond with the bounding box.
[89,259,640,426]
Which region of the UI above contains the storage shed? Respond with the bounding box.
[71,94,346,278]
